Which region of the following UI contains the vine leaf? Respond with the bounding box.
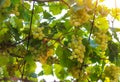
[54,64,67,80]
[0,55,9,66]
[49,3,63,15]
[42,64,53,75]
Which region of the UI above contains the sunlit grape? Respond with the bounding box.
[93,29,108,51]
[69,8,90,26]
[68,35,85,63]
[32,27,45,40]
[104,65,120,82]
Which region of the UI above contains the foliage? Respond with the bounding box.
[0,0,120,81]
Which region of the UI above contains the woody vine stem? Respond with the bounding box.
[21,1,35,80]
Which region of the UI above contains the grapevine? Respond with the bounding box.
[0,0,120,82]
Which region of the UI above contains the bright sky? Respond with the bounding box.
[103,0,120,28]
[35,0,120,82]
[103,0,120,8]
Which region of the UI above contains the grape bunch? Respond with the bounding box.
[69,66,89,81]
[104,65,120,82]
[70,66,81,79]
[68,35,85,63]
[69,9,90,26]
[11,4,20,16]
[93,29,108,51]
[32,27,45,40]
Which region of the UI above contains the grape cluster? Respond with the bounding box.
[93,29,108,51]
[32,27,45,40]
[69,9,90,26]
[70,66,81,79]
[11,4,20,16]
[68,35,85,63]
[104,65,120,82]
[69,66,89,81]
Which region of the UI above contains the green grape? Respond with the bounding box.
[70,66,81,79]
[69,9,90,26]
[10,4,20,16]
[68,35,85,63]
[32,27,45,40]
[104,65,120,82]
[93,29,108,51]
[69,66,89,81]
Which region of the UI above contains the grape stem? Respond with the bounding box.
[26,1,35,50]
[88,0,98,41]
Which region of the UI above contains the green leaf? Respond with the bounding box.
[15,18,23,28]
[29,73,38,78]
[55,45,63,58]
[0,55,9,66]
[0,27,9,43]
[34,5,43,13]
[25,54,36,74]
[38,71,44,76]
[9,25,20,41]
[60,49,74,68]
[49,3,62,15]
[110,28,120,42]
[43,11,52,19]
[54,64,67,80]
[56,45,75,68]
[11,0,20,4]
[18,6,30,21]
[42,64,52,75]
[108,41,119,62]
[95,17,109,30]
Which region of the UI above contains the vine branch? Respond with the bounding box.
[27,1,35,50]
[88,0,98,41]
[21,1,35,80]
